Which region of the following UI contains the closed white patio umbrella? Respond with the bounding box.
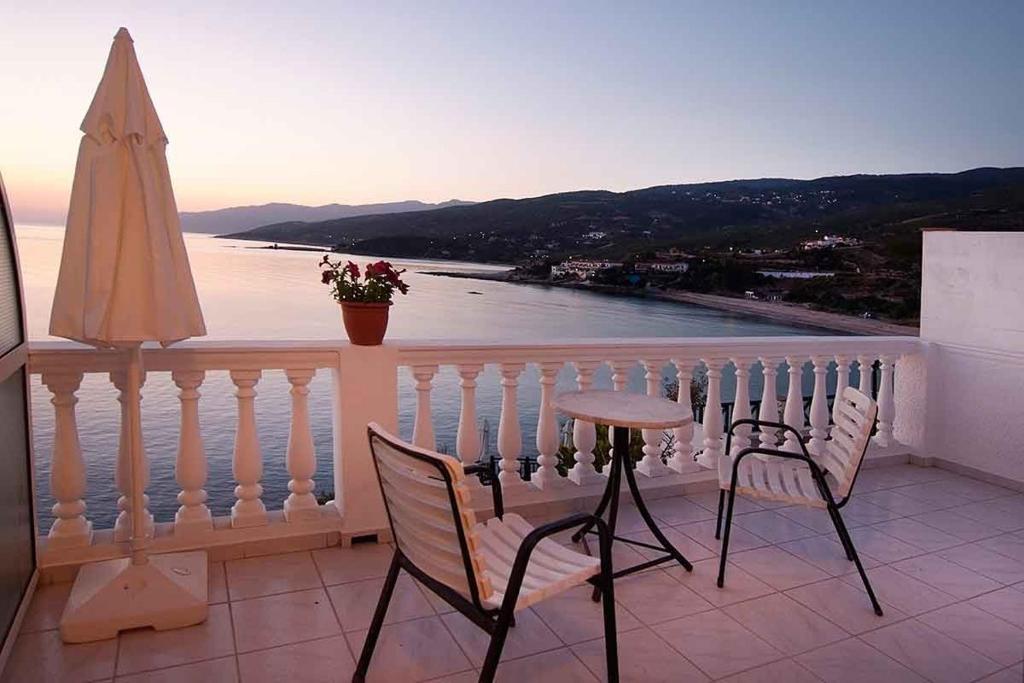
[52,28,209,643]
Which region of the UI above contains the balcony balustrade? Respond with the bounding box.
[27,335,921,570]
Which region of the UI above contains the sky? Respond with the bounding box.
[2,1,1022,225]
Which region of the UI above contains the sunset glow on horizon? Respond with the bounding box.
[2,1,1022,226]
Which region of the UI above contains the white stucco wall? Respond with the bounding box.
[920,231,1024,484]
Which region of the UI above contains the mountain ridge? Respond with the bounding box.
[179,199,472,235]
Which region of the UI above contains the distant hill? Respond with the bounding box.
[179,199,472,235]
[219,167,1024,262]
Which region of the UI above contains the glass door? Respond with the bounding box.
[0,173,36,654]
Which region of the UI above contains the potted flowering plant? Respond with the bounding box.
[320,256,409,345]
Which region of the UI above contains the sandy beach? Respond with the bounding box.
[425,270,919,336]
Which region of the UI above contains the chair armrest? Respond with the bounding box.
[463,461,504,518]
[726,418,811,459]
[496,512,607,613]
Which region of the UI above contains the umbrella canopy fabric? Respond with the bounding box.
[50,27,205,347]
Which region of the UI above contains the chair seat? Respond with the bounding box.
[726,455,828,509]
[474,513,601,611]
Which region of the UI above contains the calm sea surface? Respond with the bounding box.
[17,225,841,529]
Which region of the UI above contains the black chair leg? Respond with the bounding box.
[827,503,883,616]
[716,482,739,588]
[715,488,725,540]
[478,608,515,683]
[354,552,402,681]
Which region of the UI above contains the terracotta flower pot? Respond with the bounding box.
[340,301,392,345]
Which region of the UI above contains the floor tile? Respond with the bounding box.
[939,543,1024,585]
[978,663,1023,683]
[861,618,1003,683]
[839,498,902,525]
[327,574,434,632]
[971,587,1024,628]
[892,553,1003,599]
[440,608,560,666]
[531,585,642,644]
[786,577,906,634]
[493,648,597,682]
[723,593,847,655]
[116,656,238,683]
[778,534,878,577]
[719,658,821,683]
[796,637,925,683]
[620,527,715,563]
[686,491,763,516]
[613,569,714,625]
[733,510,819,544]
[844,526,926,563]
[237,634,355,682]
[675,519,770,554]
[871,518,964,552]
[775,505,848,535]
[208,561,228,604]
[347,615,472,682]
[858,490,942,516]
[894,481,974,507]
[572,627,708,682]
[312,543,395,586]
[20,581,72,633]
[225,551,321,600]
[645,495,715,526]
[0,629,116,683]
[230,587,340,653]
[117,603,235,675]
[951,499,1024,533]
[977,533,1024,563]
[728,546,830,591]
[656,610,782,679]
[839,565,957,616]
[910,509,1001,543]
[918,602,1024,667]
[665,558,775,607]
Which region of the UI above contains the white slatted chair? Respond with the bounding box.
[356,424,618,683]
[714,387,883,615]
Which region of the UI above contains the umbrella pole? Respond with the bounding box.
[126,343,149,566]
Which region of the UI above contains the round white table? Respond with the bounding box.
[552,390,695,582]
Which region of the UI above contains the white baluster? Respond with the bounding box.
[497,363,526,490]
[782,355,807,453]
[729,357,754,457]
[411,365,438,450]
[284,368,320,522]
[874,354,896,447]
[668,357,698,473]
[638,359,672,477]
[173,370,212,535]
[695,357,726,469]
[606,360,633,475]
[533,362,568,490]
[456,364,483,462]
[230,370,267,528]
[758,357,782,447]
[568,360,603,485]
[832,355,851,426]
[111,370,153,542]
[42,371,92,549]
[808,355,830,456]
[857,354,874,396]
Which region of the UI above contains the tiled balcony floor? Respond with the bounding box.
[6,464,1024,682]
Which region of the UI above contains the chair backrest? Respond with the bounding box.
[366,423,494,606]
[821,387,878,499]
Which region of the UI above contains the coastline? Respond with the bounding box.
[424,270,919,336]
